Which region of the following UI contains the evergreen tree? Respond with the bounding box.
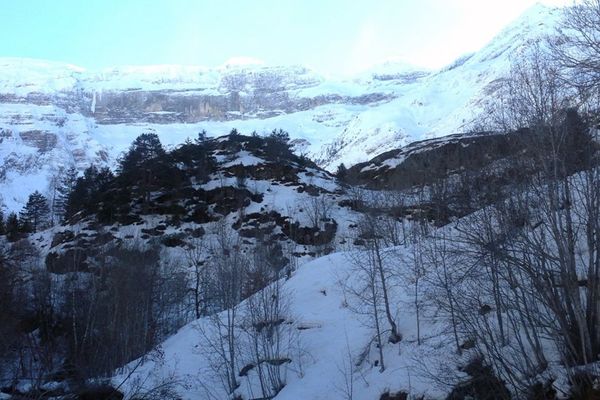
[196,130,207,143]
[172,137,216,184]
[95,167,115,191]
[336,163,348,180]
[265,129,291,160]
[64,165,115,219]
[119,133,166,175]
[5,212,20,242]
[19,191,50,233]
[119,133,171,197]
[0,210,4,235]
[52,166,79,224]
[65,166,97,219]
[246,130,264,151]
[119,133,187,208]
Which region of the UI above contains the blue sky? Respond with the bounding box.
[1,0,569,75]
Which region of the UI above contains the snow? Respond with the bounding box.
[221,151,264,168]
[0,102,103,212]
[382,154,407,169]
[0,4,587,397]
[101,146,591,399]
[114,249,453,400]
[90,91,96,113]
[0,57,84,96]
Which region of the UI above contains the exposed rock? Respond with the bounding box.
[447,358,510,400]
[77,385,124,400]
[19,130,58,152]
[346,132,527,190]
[51,230,75,248]
[0,6,569,212]
[46,248,89,273]
[161,233,186,247]
[380,391,408,400]
[234,210,337,246]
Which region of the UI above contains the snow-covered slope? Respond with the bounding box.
[114,250,453,400]
[0,4,564,211]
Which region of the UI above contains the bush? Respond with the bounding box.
[446,358,510,400]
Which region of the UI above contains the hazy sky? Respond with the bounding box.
[1,0,570,76]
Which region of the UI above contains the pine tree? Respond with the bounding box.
[119,133,166,175]
[118,133,171,204]
[265,129,291,160]
[65,166,97,219]
[196,130,207,143]
[5,212,20,242]
[51,166,79,224]
[336,163,348,180]
[172,135,216,183]
[0,209,4,235]
[19,191,50,233]
[60,167,79,216]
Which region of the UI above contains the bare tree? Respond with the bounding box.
[422,229,464,355]
[241,250,293,399]
[366,190,408,247]
[334,331,356,400]
[482,41,572,135]
[343,246,387,372]
[341,218,403,372]
[0,241,24,383]
[552,0,600,103]
[445,35,600,394]
[403,223,428,346]
[185,236,211,319]
[451,200,549,392]
[196,221,247,397]
[304,194,333,231]
[357,213,401,344]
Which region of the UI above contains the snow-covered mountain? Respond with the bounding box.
[0,4,563,211]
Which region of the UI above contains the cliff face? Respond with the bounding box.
[86,65,326,123]
[87,87,394,125]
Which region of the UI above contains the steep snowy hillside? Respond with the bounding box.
[114,250,453,400]
[0,4,564,211]
[110,162,600,400]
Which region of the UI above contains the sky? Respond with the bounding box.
[0,0,571,76]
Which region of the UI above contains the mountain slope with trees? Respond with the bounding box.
[2,2,600,399]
